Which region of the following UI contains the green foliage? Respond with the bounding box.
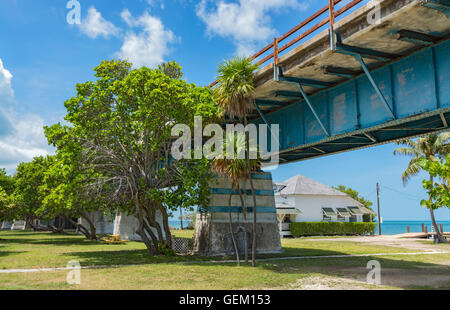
[214,56,260,120]
[158,61,183,79]
[0,187,13,221]
[0,169,14,195]
[418,155,450,211]
[157,243,176,257]
[56,59,219,254]
[290,222,377,237]
[42,123,111,223]
[333,185,374,211]
[211,133,261,188]
[394,132,450,185]
[12,156,55,222]
[0,169,14,221]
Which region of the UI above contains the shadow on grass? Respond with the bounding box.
[0,251,27,258]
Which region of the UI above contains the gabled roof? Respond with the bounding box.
[275,174,347,197]
[274,174,365,208]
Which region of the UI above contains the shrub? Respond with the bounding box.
[290,222,377,237]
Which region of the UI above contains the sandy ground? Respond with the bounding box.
[307,234,450,252]
[277,267,450,290]
[272,236,450,290]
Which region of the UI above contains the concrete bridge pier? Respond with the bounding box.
[193,172,282,257]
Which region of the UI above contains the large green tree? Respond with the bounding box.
[0,169,14,195]
[0,187,13,223]
[0,169,14,224]
[419,155,450,240]
[58,60,218,255]
[214,56,260,267]
[42,124,112,240]
[394,132,450,243]
[12,156,57,230]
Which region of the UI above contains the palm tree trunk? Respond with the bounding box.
[237,184,248,264]
[429,176,448,243]
[243,113,258,267]
[228,190,240,265]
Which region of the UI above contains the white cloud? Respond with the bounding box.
[117,10,177,68]
[0,59,52,174]
[146,0,165,9]
[78,6,119,39]
[0,59,13,99]
[0,58,14,139]
[196,0,310,56]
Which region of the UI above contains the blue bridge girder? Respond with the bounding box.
[252,37,450,164]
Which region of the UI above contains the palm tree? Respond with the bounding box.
[214,56,260,266]
[211,134,261,265]
[394,132,450,243]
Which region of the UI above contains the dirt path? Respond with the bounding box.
[307,235,450,252]
[275,266,450,290]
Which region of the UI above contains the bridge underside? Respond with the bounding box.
[250,0,450,164]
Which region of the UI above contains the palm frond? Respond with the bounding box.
[393,147,420,157]
[402,158,421,186]
[214,56,260,119]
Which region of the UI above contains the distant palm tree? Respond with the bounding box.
[211,134,261,265]
[394,132,450,243]
[214,56,260,266]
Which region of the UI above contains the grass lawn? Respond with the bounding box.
[1,230,449,290]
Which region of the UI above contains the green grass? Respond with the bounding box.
[0,230,418,269]
[0,230,449,290]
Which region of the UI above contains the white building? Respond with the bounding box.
[274,174,375,237]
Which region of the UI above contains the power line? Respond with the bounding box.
[380,185,423,200]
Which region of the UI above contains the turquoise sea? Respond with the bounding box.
[169,220,192,230]
[375,221,450,235]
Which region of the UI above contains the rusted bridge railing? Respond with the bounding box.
[210,0,367,87]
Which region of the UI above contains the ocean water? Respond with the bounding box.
[168,220,192,230]
[375,221,450,235]
[169,220,450,235]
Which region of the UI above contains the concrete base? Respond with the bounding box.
[113,211,166,241]
[193,212,282,256]
[79,211,115,235]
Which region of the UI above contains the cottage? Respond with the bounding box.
[274,174,375,237]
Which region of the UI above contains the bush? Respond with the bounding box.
[290,222,377,237]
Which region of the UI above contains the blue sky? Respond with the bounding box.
[0,0,448,221]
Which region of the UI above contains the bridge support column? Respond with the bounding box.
[193,172,282,257]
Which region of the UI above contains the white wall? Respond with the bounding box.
[276,194,363,222]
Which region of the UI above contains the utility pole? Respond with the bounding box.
[377,183,382,235]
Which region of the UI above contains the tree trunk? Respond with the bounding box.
[243,113,258,267]
[158,203,173,248]
[81,213,97,240]
[428,175,448,243]
[136,205,156,256]
[67,217,91,240]
[228,190,240,265]
[237,184,248,264]
[180,206,183,230]
[58,215,65,232]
